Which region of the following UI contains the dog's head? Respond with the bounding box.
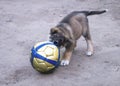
[49,27,67,47]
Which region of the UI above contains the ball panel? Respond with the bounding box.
[37,51,46,57]
[53,47,59,59]
[35,57,44,63]
[47,66,55,71]
[44,61,54,67]
[38,63,47,71]
[44,46,53,56]
[37,46,46,52]
[47,56,58,61]
[32,58,41,71]
[33,58,47,72]
[33,58,55,72]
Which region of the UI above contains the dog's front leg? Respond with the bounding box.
[61,49,73,66]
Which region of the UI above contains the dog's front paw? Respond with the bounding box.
[86,51,93,56]
[60,60,70,66]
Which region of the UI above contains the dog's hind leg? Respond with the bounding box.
[82,25,94,56]
[85,38,94,56]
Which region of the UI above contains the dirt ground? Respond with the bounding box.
[0,0,120,86]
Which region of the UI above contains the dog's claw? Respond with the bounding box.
[60,60,69,66]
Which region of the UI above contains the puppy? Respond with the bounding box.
[49,10,107,66]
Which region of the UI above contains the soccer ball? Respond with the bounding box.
[30,41,60,73]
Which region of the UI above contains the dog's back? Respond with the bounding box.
[59,10,107,40]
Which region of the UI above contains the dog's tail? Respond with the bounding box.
[74,9,108,16]
[84,9,107,16]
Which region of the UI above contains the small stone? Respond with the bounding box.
[115,44,120,47]
[104,61,109,63]
[77,64,80,67]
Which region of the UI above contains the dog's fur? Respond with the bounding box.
[50,10,107,66]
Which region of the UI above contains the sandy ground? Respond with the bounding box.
[0,0,120,86]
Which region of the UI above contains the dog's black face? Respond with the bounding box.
[50,32,66,47]
[50,28,66,47]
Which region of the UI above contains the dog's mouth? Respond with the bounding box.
[49,34,65,47]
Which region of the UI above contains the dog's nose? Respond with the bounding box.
[53,41,59,45]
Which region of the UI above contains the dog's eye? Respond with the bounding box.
[59,37,65,42]
[59,39,63,42]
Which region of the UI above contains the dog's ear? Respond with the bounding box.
[50,27,59,34]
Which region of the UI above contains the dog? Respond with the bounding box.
[49,10,107,66]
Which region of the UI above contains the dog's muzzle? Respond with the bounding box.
[49,34,65,47]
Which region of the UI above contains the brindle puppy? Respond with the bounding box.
[50,10,107,66]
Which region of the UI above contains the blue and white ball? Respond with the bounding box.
[30,41,60,73]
